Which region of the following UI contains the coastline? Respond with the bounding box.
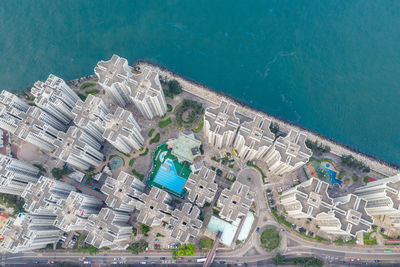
[134,59,399,177]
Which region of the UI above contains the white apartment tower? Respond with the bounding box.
[233,114,274,161]
[22,176,76,216]
[0,213,61,253]
[264,130,312,175]
[103,107,144,153]
[204,101,239,149]
[354,173,400,226]
[94,54,167,119]
[280,178,333,219]
[53,126,104,170]
[31,74,79,125]
[0,155,40,195]
[71,95,111,142]
[54,191,103,232]
[101,171,146,212]
[0,90,30,113]
[85,208,133,249]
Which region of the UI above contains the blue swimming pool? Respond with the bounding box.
[325,168,343,187]
[153,159,187,195]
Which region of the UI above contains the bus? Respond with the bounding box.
[197,258,206,263]
[384,250,392,253]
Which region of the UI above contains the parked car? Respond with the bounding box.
[299,227,306,233]
[292,224,297,230]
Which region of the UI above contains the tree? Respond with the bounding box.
[167,80,183,95]
[51,165,70,180]
[173,243,196,259]
[273,253,284,265]
[127,240,148,254]
[198,237,213,250]
[140,224,151,236]
[269,122,280,135]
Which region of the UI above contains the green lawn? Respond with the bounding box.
[132,169,145,181]
[80,82,96,90]
[148,129,155,137]
[260,228,281,251]
[86,88,100,95]
[158,117,172,128]
[150,133,161,144]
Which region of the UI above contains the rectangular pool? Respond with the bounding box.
[153,159,187,195]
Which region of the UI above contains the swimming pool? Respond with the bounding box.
[325,168,342,187]
[153,159,187,195]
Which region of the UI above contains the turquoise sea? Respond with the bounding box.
[1,1,399,165]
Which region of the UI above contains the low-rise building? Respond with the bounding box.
[204,101,239,149]
[103,107,144,154]
[53,126,104,170]
[185,166,218,207]
[169,203,203,243]
[85,208,132,249]
[280,177,333,219]
[170,132,201,164]
[264,130,312,175]
[217,181,253,222]
[101,171,146,213]
[136,187,173,227]
[0,154,40,195]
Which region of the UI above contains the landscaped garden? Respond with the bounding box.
[260,227,281,252]
[174,99,204,129]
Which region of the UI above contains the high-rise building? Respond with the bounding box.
[94,55,167,119]
[22,176,76,216]
[136,187,173,227]
[103,107,144,153]
[71,95,111,142]
[0,213,60,253]
[0,155,40,195]
[31,74,79,125]
[101,171,145,213]
[128,67,167,120]
[54,191,103,232]
[53,126,104,170]
[264,130,312,175]
[185,167,218,207]
[94,55,132,107]
[217,181,253,222]
[169,203,202,243]
[233,114,274,161]
[316,194,373,237]
[85,208,132,249]
[204,101,239,149]
[280,178,333,219]
[0,91,30,113]
[354,173,400,226]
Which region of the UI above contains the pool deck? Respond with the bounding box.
[147,143,191,198]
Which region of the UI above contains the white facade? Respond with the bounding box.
[31,74,79,125]
[0,155,40,195]
[94,55,167,119]
[103,107,144,153]
[0,213,60,253]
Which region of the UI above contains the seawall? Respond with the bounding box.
[135,60,399,177]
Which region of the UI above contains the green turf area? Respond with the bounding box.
[147,143,191,198]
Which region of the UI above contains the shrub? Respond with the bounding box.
[150,133,161,144]
[33,163,46,173]
[140,148,149,157]
[132,227,137,236]
[80,82,96,90]
[167,104,173,112]
[86,89,100,95]
[158,117,172,128]
[156,233,165,237]
[140,224,151,236]
[148,129,155,137]
[305,139,331,156]
[129,158,135,167]
[173,243,196,259]
[193,118,204,133]
[132,169,145,181]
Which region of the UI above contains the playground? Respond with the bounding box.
[147,143,192,197]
